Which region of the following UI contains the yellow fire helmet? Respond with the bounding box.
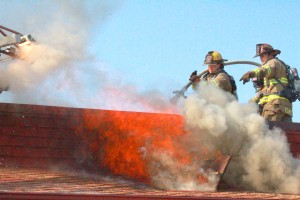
[203,51,227,66]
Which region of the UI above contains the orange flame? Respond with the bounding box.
[79,110,187,181]
[78,109,227,188]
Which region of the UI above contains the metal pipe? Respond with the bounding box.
[0,25,23,36]
[0,29,7,36]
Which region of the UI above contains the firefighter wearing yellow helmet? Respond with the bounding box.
[190,51,236,97]
[240,44,292,122]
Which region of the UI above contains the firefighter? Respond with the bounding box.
[190,51,237,97]
[239,43,292,122]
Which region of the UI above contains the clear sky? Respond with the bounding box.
[1,0,300,122]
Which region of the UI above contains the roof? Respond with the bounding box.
[0,103,300,199]
[1,167,300,200]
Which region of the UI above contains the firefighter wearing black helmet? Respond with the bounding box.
[240,44,292,122]
[190,51,235,96]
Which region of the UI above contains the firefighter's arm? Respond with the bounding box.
[240,61,276,84]
[252,60,276,79]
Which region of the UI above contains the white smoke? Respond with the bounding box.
[149,151,220,191]
[0,0,116,101]
[146,82,299,193]
[178,82,300,194]
[0,0,175,113]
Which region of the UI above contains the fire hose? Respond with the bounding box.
[170,60,261,104]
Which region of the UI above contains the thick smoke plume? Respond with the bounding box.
[174,82,300,194]
[0,0,175,113]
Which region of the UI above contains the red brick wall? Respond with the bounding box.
[0,103,185,173]
[0,103,82,169]
[0,103,299,171]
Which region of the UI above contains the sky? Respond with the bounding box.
[0,0,300,122]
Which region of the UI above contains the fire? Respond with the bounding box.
[80,109,186,181]
[79,109,228,189]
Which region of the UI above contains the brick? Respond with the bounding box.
[0,126,75,139]
[290,143,300,153]
[0,146,74,158]
[0,156,77,168]
[286,134,300,143]
[0,115,15,126]
[0,135,77,148]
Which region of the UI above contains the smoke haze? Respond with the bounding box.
[180,83,300,194]
[0,0,175,113]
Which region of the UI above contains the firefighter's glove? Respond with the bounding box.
[189,70,200,83]
[239,71,255,84]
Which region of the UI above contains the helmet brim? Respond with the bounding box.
[253,49,281,58]
[202,59,228,66]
